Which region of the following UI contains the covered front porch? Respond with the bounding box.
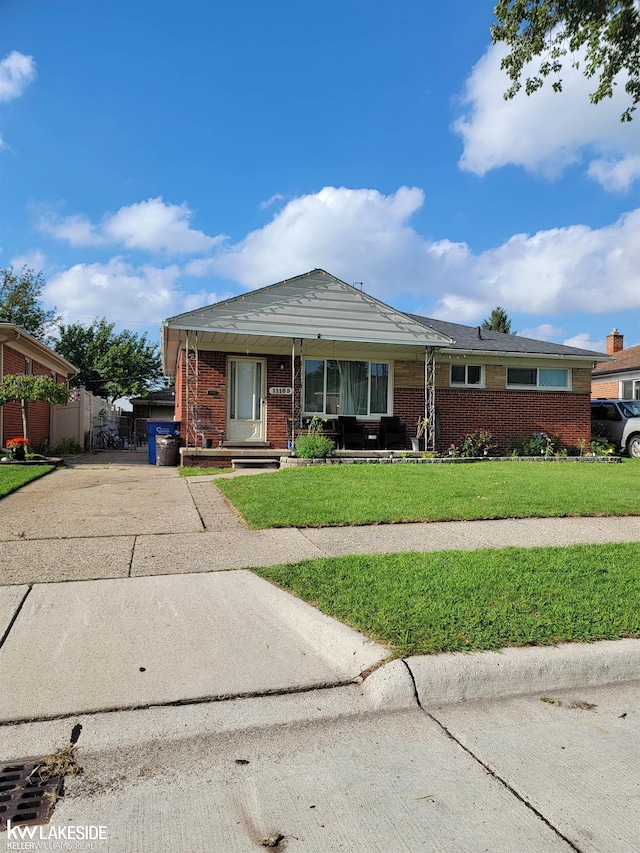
[161,270,453,458]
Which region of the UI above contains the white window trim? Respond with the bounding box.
[302,356,393,419]
[620,376,640,399]
[450,363,484,388]
[506,366,571,391]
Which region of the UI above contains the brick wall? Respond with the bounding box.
[1,344,65,446]
[591,380,618,399]
[436,389,590,452]
[266,356,294,447]
[172,349,592,452]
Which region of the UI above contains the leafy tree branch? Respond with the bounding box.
[492,0,640,121]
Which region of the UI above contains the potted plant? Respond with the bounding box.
[411,417,429,452]
[6,437,29,461]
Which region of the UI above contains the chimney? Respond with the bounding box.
[606,328,624,354]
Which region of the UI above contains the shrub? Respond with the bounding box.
[51,437,83,456]
[510,432,560,457]
[590,434,615,456]
[29,439,50,455]
[294,435,335,458]
[459,430,499,457]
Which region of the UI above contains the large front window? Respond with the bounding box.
[303,359,389,416]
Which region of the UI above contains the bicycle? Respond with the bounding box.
[91,427,119,451]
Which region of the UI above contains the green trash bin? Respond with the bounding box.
[155,435,179,466]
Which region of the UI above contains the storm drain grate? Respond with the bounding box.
[0,756,65,831]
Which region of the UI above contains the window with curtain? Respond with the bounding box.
[303,359,389,416]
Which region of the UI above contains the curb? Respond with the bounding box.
[400,638,640,707]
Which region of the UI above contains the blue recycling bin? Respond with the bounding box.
[146,421,180,464]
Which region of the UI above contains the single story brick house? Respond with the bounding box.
[0,323,76,448]
[591,328,640,400]
[161,269,605,460]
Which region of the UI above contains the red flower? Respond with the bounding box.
[6,437,29,448]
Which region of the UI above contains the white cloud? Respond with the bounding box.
[44,258,183,324]
[180,289,236,312]
[200,186,640,324]
[587,156,640,192]
[103,198,222,253]
[9,249,46,271]
[428,294,487,324]
[454,42,640,190]
[562,332,606,352]
[475,210,640,314]
[38,198,224,254]
[38,212,105,246]
[210,185,470,294]
[0,51,36,103]
[518,323,564,342]
[259,193,285,210]
[34,185,640,338]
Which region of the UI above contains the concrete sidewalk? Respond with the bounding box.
[1,458,639,850]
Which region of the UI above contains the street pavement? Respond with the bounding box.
[0,451,638,851]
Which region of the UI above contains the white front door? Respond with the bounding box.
[226,357,266,442]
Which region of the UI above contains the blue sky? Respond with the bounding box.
[2,0,639,355]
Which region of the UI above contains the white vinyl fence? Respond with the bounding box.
[50,387,127,450]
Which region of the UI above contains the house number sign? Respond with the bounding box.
[269,386,293,395]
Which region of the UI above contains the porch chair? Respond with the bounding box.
[337,416,365,450]
[379,416,407,449]
[193,405,223,448]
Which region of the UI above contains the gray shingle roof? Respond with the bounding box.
[407,315,606,358]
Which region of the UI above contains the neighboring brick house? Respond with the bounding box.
[0,323,76,447]
[161,269,603,459]
[591,329,640,400]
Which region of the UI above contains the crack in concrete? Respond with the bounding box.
[128,536,136,578]
[0,586,32,650]
[400,658,583,853]
[0,677,360,727]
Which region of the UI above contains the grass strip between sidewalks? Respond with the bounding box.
[254,542,640,655]
[178,465,228,477]
[216,460,640,528]
[0,464,55,498]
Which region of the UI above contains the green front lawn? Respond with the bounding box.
[0,464,55,498]
[216,460,640,528]
[255,542,640,655]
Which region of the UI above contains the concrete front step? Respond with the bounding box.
[232,457,280,470]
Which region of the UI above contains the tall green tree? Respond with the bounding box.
[482,306,515,334]
[0,266,60,342]
[0,375,70,442]
[55,318,163,402]
[492,0,640,121]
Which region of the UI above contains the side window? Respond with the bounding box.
[450,364,483,386]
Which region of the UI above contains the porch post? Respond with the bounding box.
[185,330,199,449]
[425,346,436,451]
[292,338,303,430]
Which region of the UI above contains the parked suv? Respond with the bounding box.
[591,399,640,458]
